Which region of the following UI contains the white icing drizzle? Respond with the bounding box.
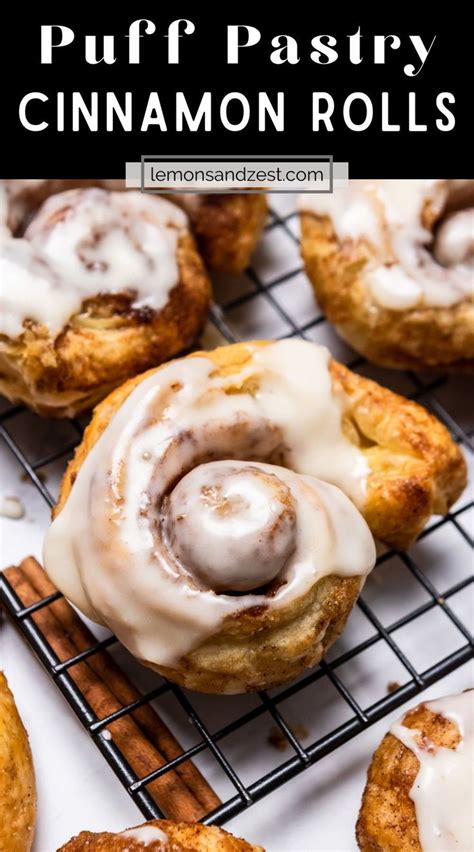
[435,209,474,268]
[0,178,126,233]
[165,462,298,592]
[43,340,374,666]
[390,691,474,851]
[0,186,187,338]
[299,180,474,310]
[121,824,169,847]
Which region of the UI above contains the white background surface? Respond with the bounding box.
[1,196,473,851]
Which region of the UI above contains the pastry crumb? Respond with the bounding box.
[0,494,25,520]
[268,723,308,751]
[20,469,48,484]
[387,681,401,694]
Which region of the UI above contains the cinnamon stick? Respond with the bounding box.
[3,558,220,821]
[19,556,219,813]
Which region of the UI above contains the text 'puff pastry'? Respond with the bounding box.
[0,672,36,852]
[43,340,465,693]
[357,690,473,852]
[300,180,474,371]
[0,184,211,417]
[59,819,264,851]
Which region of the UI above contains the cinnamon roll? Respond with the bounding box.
[0,672,36,852]
[0,185,211,416]
[357,690,473,851]
[299,180,474,371]
[43,340,465,693]
[59,819,264,851]
[172,192,268,273]
[2,179,267,273]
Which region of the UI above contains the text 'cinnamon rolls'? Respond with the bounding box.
[43,340,465,693]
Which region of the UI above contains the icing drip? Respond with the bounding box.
[390,691,474,851]
[0,187,187,338]
[435,209,474,268]
[121,825,169,847]
[43,340,375,666]
[299,179,474,310]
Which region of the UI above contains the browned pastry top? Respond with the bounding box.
[59,819,264,851]
[356,697,468,851]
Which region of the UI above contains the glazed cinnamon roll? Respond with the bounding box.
[2,179,267,273]
[357,690,473,851]
[0,185,211,416]
[43,340,465,693]
[300,180,474,371]
[59,819,264,851]
[0,672,36,852]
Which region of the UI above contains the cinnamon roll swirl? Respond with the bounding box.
[0,185,211,416]
[44,340,465,693]
[299,180,474,371]
[2,179,267,273]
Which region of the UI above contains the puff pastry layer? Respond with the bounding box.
[0,672,36,852]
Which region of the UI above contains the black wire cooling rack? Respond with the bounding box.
[1,199,473,828]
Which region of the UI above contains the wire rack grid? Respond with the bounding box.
[0,195,473,829]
